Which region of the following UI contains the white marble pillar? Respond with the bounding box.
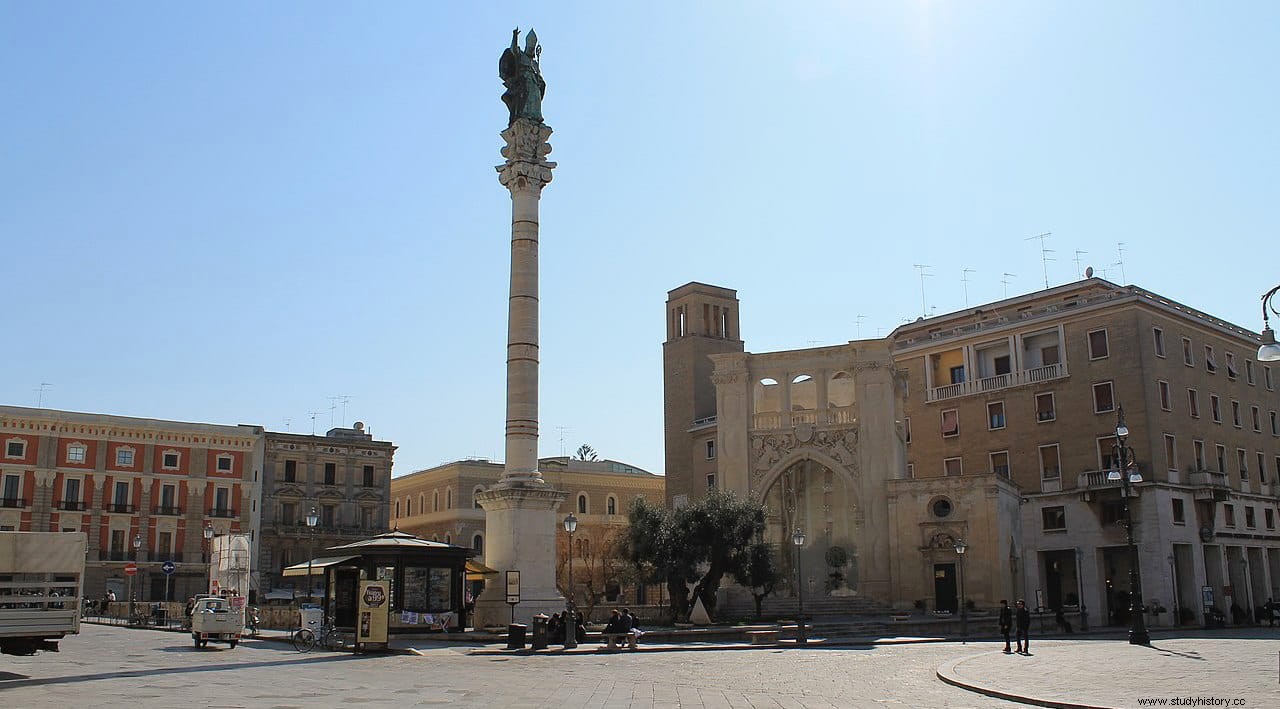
[474,117,568,627]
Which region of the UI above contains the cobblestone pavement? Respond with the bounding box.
[938,629,1280,709]
[1,624,1012,708]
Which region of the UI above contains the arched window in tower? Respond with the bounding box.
[577,494,587,514]
[472,533,483,554]
[406,497,412,516]
[473,486,485,509]
[433,491,439,512]
[395,500,400,519]
[607,496,616,515]
[446,488,453,509]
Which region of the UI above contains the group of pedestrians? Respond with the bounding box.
[548,610,585,644]
[602,607,643,640]
[998,599,1032,655]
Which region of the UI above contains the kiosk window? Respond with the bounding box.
[403,567,430,611]
[429,569,453,611]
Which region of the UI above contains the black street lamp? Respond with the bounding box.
[792,527,807,644]
[954,538,968,643]
[563,512,578,649]
[129,533,142,618]
[1109,405,1151,645]
[305,506,319,604]
[1257,286,1280,362]
[202,523,214,595]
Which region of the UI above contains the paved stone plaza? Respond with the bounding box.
[0,625,1276,708]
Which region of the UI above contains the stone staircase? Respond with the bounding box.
[720,594,894,620]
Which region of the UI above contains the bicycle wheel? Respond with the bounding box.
[292,628,316,652]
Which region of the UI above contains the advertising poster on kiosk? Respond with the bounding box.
[357,580,390,649]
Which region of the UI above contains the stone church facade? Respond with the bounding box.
[665,279,1280,624]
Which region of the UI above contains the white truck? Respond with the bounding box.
[190,595,244,648]
[0,531,85,656]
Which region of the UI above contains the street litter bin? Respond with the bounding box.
[152,603,167,626]
[531,614,549,650]
[300,604,323,632]
[506,623,527,650]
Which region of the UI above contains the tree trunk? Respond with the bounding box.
[666,576,689,621]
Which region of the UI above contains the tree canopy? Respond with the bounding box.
[621,489,779,622]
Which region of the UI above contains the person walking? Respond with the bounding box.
[1015,599,1032,655]
[998,600,1013,654]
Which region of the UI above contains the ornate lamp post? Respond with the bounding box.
[954,538,968,643]
[305,506,319,604]
[563,512,578,649]
[1109,405,1150,645]
[129,533,142,618]
[792,527,807,644]
[202,523,214,594]
[1257,286,1280,361]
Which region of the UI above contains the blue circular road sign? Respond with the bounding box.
[161,560,176,575]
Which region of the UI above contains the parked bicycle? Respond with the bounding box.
[292,615,346,652]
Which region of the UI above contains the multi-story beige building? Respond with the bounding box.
[391,456,664,606]
[258,424,395,598]
[0,406,263,602]
[894,278,1280,626]
[664,278,1280,625]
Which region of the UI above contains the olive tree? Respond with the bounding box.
[622,489,774,622]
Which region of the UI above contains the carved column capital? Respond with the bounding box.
[496,119,556,192]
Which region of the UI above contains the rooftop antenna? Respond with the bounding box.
[1025,232,1053,289]
[912,264,932,318]
[307,411,322,436]
[961,269,976,307]
[1116,242,1127,283]
[329,395,353,427]
[1001,272,1017,299]
[34,382,52,408]
[555,426,572,456]
[282,417,292,432]
[1074,250,1088,278]
[855,314,866,339]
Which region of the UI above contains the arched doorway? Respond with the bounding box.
[761,457,859,598]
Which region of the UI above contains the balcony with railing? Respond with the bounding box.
[1188,469,1230,501]
[1077,470,1123,491]
[208,507,237,518]
[689,415,718,432]
[927,362,1069,403]
[153,505,182,516]
[105,503,135,514]
[58,500,86,511]
[750,405,858,431]
[99,550,133,561]
[1,497,28,508]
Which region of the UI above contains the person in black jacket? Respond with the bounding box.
[1015,599,1032,654]
[998,600,1013,653]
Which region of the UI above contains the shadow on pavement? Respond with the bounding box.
[0,652,378,690]
[1145,644,1205,660]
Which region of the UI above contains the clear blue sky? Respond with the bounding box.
[3,2,1277,477]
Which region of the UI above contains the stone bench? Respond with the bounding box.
[747,629,779,645]
[601,632,638,650]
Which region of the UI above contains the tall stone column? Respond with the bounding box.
[474,115,567,627]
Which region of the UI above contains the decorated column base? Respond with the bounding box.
[474,483,567,628]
